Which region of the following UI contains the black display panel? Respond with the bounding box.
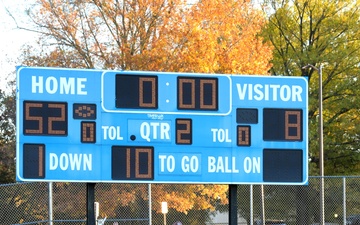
[23,101,68,136]
[263,149,303,182]
[237,125,251,146]
[115,75,158,109]
[23,144,45,179]
[176,119,192,145]
[177,77,218,110]
[236,108,258,124]
[112,146,154,180]
[73,104,96,119]
[81,122,96,143]
[263,108,302,141]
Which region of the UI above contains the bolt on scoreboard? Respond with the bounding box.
[16,67,308,185]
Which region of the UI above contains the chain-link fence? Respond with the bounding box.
[1,176,360,225]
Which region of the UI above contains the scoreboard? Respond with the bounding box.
[16,67,308,184]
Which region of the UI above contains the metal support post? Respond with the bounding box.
[87,183,96,225]
[229,184,238,225]
[302,64,324,225]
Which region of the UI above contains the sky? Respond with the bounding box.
[0,0,264,92]
[0,0,37,92]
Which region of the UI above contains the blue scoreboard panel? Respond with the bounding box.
[16,67,308,185]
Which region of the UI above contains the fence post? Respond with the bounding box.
[87,183,96,225]
[49,182,53,225]
[229,184,238,225]
[261,185,265,225]
[250,185,253,225]
[149,184,152,225]
[343,177,346,225]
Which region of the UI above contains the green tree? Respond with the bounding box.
[0,86,16,183]
[261,0,360,175]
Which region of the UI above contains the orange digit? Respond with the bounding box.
[48,103,66,135]
[25,103,43,134]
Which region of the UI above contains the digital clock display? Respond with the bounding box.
[177,77,218,110]
[114,74,218,111]
[116,75,158,109]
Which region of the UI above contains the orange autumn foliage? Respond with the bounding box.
[29,0,272,74]
[22,0,273,214]
[140,0,273,74]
